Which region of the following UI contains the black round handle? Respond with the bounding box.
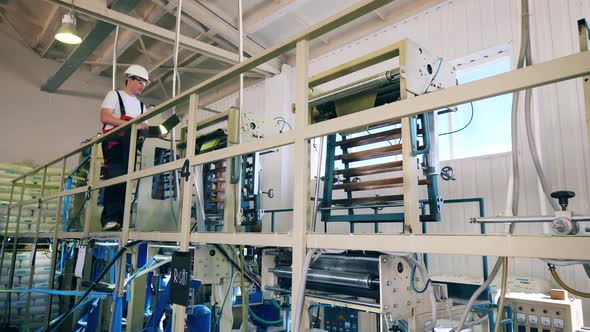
[550,191,575,211]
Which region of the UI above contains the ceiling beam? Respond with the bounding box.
[243,0,313,35]
[90,1,173,74]
[41,0,142,92]
[44,0,279,75]
[140,28,218,97]
[175,0,282,72]
[291,0,449,63]
[143,49,209,98]
[149,1,238,54]
[34,5,62,57]
[60,59,262,78]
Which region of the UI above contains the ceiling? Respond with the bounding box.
[0,0,445,104]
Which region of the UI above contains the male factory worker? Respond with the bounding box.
[99,65,150,231]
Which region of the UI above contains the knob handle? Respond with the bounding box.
[550,190,575,211]
[262,189,275,199]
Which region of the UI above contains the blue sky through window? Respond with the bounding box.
[438,56,512,160]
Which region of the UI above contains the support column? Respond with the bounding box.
[399,43,421,234]
[111,124,140,332]
[24,167,48,321]
[291,39,311,332]
[43,158,67,327]
[579,19,590,155]
[172,93,199,331]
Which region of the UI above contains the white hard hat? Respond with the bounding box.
[125,65,150,83]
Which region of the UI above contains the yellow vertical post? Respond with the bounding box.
[24,167,48,321]
[172,93,199,331]
[224,107,239,233]
[399,41,421,234]
[579,20,590,155]
[5,177,27,320]
[292,39,311,331]
[108,124,140,332]
[82,144,99,235]
[0,181,16,286]
[43,158,67,329]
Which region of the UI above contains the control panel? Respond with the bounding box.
[323,306,358,332]
[506,292,583,332]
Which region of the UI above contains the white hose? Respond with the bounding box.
[453,257,503,331]
[311,136,325,232]
[169,0,182,222]
[292,249,344,332]
[293,249,317,332]
[507,0,530,230]
[522,46,561,212]
[404,254,437,331]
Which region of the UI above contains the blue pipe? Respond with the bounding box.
[437,197,493,331]
[410,113,431,156]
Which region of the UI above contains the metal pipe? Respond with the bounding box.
[199,106,222,114]
[471,215,590,223]
[172,0,182,97]
[237,2,247,329]
[319,203,404,210]
[112,25,119,90]
[235,0,245,232]
[311,136,324,232]
[169,0,182,223]
[270,266,378,289]
[309,70,400,107]
[265,287,380,309]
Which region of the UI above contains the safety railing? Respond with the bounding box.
[1,0,590,329]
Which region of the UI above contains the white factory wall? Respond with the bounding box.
[0,23,115,166]
[205,0,590,321]
[305,0,590,321]
[206,64,296,233]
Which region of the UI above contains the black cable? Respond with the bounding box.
[213,244,261,286]
[424,58,443,93]
[439,102,475,136]
[47,240,143,331]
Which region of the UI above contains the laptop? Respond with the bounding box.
[145,114,181,137]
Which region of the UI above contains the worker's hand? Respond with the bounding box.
[138,123,149,130]
[159,133,168,139]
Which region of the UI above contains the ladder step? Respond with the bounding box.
[335,144,402,162]
[334,161,403,177]
[330,194,404,205]
[336,128,401,148]
[333,178,431,191]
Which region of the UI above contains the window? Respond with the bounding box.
[438,56,512,160]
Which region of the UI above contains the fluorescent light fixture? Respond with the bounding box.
[55,12,82,45]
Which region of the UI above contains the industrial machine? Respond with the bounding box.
[507,292,584,332]
[2,20,589,331]
[311,39,455,232]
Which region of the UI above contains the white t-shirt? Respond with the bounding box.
[101,90,147,131]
